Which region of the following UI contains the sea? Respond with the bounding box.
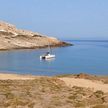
[0,40,108,76]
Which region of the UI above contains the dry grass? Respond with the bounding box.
[0,75,107,108]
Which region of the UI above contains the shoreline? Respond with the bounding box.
[0,41,73,51]
[0,72,107,92]
[0,72,108,79]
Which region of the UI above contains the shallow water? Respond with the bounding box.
[0,40,108,76]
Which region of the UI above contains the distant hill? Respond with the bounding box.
[0,21,72,50]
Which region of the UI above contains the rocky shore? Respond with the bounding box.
[0,73,107,108]
[0,21,72,50]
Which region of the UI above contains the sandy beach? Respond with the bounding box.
[0,73,36,80]
[0,73,108,93]
[0,73,108,92]
[0,73,107,108]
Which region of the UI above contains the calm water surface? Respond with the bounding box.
[0,40,108,76]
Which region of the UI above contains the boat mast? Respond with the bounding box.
[48,40,51,53]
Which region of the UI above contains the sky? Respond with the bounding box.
[0,0,108,40]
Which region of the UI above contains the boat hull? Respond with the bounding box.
[40,54,55,59]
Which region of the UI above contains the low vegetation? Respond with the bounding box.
[0,75,107,108]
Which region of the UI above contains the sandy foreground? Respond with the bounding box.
[0,73,108,108]
[0,73,108,93]
[59,77,108,93]
[0,73,36,80]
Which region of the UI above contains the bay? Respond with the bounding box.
[0,40,108,76]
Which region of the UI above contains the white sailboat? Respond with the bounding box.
[40,44,55,60]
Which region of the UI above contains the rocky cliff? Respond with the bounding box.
[0,21,72,50]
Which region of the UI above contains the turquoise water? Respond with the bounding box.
[0,40,108,75]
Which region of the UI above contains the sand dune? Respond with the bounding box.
[59,77,108,93]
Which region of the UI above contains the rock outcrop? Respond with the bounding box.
[0,21,72,50]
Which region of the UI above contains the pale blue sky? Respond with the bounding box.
[0,0,108,39]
